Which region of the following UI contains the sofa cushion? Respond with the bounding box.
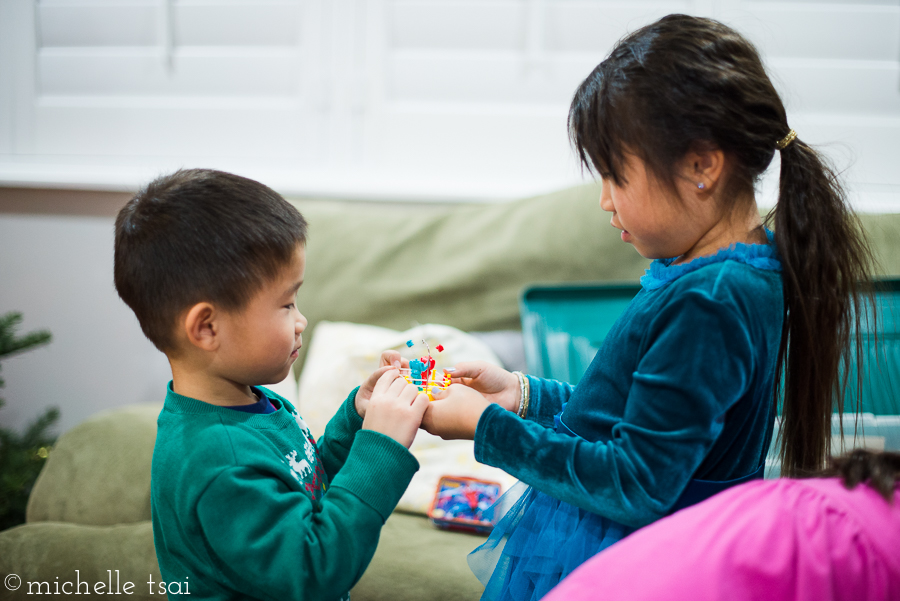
[290,182,650,370]
[351,512,486,601]
[858,212,900,277]
[27,404,161,526]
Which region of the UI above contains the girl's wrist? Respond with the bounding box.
[511,371,531,418]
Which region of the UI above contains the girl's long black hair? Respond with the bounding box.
[568,14,877,477]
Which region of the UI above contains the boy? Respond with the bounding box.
[114,169,428,600]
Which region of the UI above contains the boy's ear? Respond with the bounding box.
[182,302,219,351]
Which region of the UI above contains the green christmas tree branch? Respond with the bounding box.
[0,312,52,360]
[0,311,57,531]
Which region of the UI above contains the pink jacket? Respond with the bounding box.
[544,477,900,601]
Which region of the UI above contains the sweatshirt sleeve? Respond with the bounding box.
[474,289,755,528]
[316,387,364,481]
[195,429,419,601]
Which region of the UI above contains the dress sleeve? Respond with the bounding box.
[196,429,418,601]
[474,289,756,528]
[524,375,574,427]
[316,387,364,481]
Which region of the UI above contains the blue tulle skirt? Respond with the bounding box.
[468,482,636,601]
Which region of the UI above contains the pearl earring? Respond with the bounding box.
[697,183,705,190]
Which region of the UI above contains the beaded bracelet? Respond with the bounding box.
[512,371,530,419]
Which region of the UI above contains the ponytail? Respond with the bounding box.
[769,138,877,477]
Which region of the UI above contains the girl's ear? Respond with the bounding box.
[183,302,219,351]
[682,143,726,193]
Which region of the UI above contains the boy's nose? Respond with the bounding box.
[296,311,308,334]
[599,181,614,212]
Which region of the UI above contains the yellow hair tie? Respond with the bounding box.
[776,129,797,150]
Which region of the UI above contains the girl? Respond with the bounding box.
[422,14,876,601]
[543,450,900,601]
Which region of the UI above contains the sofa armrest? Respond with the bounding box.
[27,404,162,526]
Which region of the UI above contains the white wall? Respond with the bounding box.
[0,207,171,435]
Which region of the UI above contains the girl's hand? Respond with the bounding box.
[362,369,430,448]
[421,384,491,440]
[355,350,410,418]
[445,361,520,413]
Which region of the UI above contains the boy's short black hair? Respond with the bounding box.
[114,169,308,353]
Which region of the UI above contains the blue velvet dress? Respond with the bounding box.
[469,236,784,601]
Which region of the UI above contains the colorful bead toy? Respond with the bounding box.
[428,476,502,534]
[401,339,451,401]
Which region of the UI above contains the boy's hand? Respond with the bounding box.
[362,369,429,449]
[355,350,410,418]
[445,362,520,413]
[420,384,490,441]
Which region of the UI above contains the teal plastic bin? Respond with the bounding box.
[846,279,900,416]
[519,279,900,414]
[519,283,640,386]
[520,279,900,477]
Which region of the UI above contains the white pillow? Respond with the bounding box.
[297,321,518,514]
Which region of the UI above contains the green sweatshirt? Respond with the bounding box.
[151,383,419,600]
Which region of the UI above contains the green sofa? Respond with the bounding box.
[1,183,898,601]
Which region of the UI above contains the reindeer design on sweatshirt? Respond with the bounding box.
[286,450,312,480]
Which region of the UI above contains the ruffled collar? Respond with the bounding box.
[640,229,781,290]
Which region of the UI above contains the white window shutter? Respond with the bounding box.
[0,0,897,208]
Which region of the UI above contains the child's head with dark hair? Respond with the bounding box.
[114,169,308,354]
[569,14,783,205]
[568,14,877,477]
